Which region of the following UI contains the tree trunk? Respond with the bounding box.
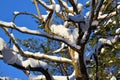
[79,53,89,80]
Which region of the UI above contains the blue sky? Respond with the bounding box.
[0,0,88,79]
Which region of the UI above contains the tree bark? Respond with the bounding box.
[79,54,89,80]
[79,47,89,80]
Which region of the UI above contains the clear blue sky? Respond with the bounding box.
[0,0,87,79]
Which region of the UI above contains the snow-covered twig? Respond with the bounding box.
[37,0,60,13]
[49,43,67,54]
[98,11,116,20]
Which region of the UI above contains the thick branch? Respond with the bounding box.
[12,64,52,80]
[69,0,78,14]
[24,51,72,65]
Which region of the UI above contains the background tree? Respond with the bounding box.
[0,0,120,80]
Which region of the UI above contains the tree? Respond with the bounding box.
[0,0,120,80]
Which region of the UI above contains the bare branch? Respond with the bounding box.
[33,0,42,18]
[12,12,43,23]
[37,0,53,11]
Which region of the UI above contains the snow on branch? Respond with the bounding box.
[0,37,72,69]
[0,20,81,51]
[37,0,60,13]
[24,51,72,65]
[98,11,116,20]
[0,36,72,65]
[0,21,14,27]
[49,43,67,54]
[0,37,48,69]
[85,33,120,61]
[30,70,75,80]
[68,14,85,23]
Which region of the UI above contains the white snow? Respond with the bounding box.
[2,48,18,64]
[0,21,14,27]
[86,0,90,6]
[98,14,107,19]
[0,38,48,69]
[52,43,66,53]
[100,48,105,53]
[51,0,56,4]
[61,0,68,7]
[99,38,112,45]
[55,4,60,13]
[50,24,71,39]
[85,11,90,18]
[70,28,79,43]
[77,3,83,13]
[0,37,7,51]
[68,14,85,23]
[13,45,19,52]
[110,76,117,80]
[29,70,76,80]
[91,20,99,26]
[74,0,78,5]
[68,7,73,12]
[2,48,48,69]
[116,28,120,34]
[18,27,40,34]
[13,11,19,15]
[74,51,79,60]
[117,5,120,9]
[29,58,48,69]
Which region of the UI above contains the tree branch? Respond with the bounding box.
[94,0,104,20]
[37,0,53,11]
[58,0,74,14]
[12,12,42,22]
[69,0,78,14]
[0,26,73,65]
[33,0,42,18]
[11,64,52,80]
[0,20,81,51]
